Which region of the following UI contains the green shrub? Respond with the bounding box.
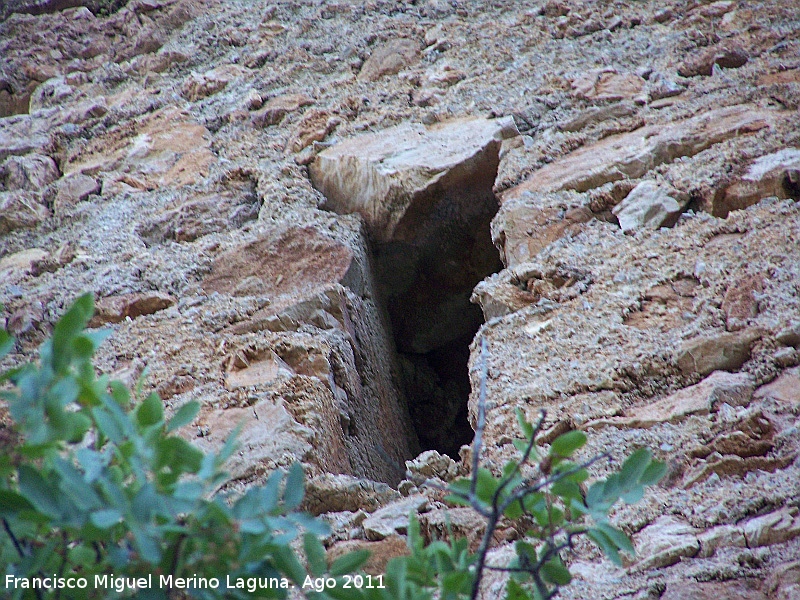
[0,294,365,599]
[0,296,664,600]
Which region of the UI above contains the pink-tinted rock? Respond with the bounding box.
[0,153,58,191]
[52,173,99,215]
[718,148,800,217]
[358,38,420,81]
[64,106,215,188]
[585,371,754,430]
[661,580,766,600]
[676,329,762,376]
[722,274,764,331]
[502,105,777,198]
[90,292,175,326]
[251,93,313,127]
[633,515,700,569]
[0,190,49,234]
[571,68,645,101]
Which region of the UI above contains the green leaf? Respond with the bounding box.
[283,463,305,510]
[136,392,163,427]
[90,508,122,529]
[0,329,13,358]
[407,513,424,555]
[587,529,622,566]
[442,570,472,594]
[18,465,61,519]
[550,430,586,458]
[516,408,534,439]
[0,489,35,515]
[51,294,94,373]
[619,448,650,491]
[273,544,306,584]
[166,401,200,433]
[475,468,501,507]
[595,522,635,556]
[329,549,370,577]
[65,412,92,443]
[513,439,530,454]
[640,460,668,486]
[304,532,328,576]
[541,556,571,586]
[505,579,532,600]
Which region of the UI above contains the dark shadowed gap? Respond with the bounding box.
[370,192,502,459]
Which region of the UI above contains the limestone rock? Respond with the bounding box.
[585,371,754,429]
[89,292,176,326]
[29,77,73,112]
[193,399,317,482]
[405,450,459,481]
[502,105,776,198]
[223,349,293,390]
[743,507,800,547]
[311,117,514,242]
[719,148,800,217]
[612,180,689,233]
[676,329,761,376]
[0,114,50,162]
[765,561,800,600]
[754,369,800,405]
[5,300,44,336]
[358,38,420,81]
[363,494,428,540]
[722,274,763,331]
[0,191,50,234]
[492,195,593,266]
[0,153,59,191]
[181,64,246,102]
[420,507,486,551]
[64,106,215,189]
[678,45,749,77]
[0,247,48,280]
[777,323,800,348]
[302,474,401,516]
[633,515,700,570]
[571,68,645,102]
[251,93,313,127]
[203,226,356,302]
[52,173,99,215]
[661,580,766,600]
[697,524,747,557]
[310,117,514,353]
[137,190,259,243]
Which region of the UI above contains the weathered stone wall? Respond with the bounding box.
[2,0,800,597]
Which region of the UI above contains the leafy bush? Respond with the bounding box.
[0,297,665,600]
[0,294,363,599]
[320,341,667,600]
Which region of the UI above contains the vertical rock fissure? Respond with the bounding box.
[371,193,502,458]
[308,117,514,460]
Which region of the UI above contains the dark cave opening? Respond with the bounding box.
[371,189,503,459]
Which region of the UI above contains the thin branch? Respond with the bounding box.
[490,409,547,511]
[470,337,489,501]
[2,518,44,600]
[55,530,68,600]
[3,518,24,558]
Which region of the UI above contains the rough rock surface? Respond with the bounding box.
[2,0,800,598]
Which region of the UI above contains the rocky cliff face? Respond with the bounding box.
[1,0,799,597]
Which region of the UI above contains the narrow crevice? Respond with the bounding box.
[370,192,503,459]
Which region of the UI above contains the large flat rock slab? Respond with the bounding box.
[309,116,516,244]
[502,105,778,200]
